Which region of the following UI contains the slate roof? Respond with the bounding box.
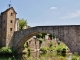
[1,7,17,14]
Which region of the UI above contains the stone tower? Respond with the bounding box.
[0,7,18,47]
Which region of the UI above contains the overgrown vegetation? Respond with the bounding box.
[27,47,31,57]
[0,47,18,56]
[38,38,44,44]
[0,47,12,55]
[38,38,44,48]
[23,42,27,48]
[48,41,55,51]
[40,47,48,54]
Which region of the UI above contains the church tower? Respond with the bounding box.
[0,5,17,47]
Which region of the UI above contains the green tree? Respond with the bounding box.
[19,18,27,30]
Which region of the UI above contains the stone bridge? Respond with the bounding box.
[12,25,80,54]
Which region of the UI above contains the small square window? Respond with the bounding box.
[10,20,12,23]
[10,28,12,31]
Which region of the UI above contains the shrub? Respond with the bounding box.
[39,38,44,44]
[23,42,27,48]
[56,48,62,53]
[49,42,54,47]
[0,47,12,55]
[56,43,66,51]
[48,42,55,51]
[49,46,55,51]
[61,48,66,53]
[61,48,66,57]
[36,33,42,38]
[40,47,48,54]
[72,56,77,60]
[27,47,31,57]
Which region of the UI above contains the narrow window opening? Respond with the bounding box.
[10,28,12,31]
[3,28,5,31]
[4,20,5,23]
[10,20,12,23]
[11,13,13,16]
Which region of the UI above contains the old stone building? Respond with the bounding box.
[0,7,19,47]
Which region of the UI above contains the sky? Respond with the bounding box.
[0,0,80,27]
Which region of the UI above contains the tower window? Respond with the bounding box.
[10,20,12,23]
[10,28,12,31]
[3,28,5,31]
[11,13,13,16]
[4,20,5,23]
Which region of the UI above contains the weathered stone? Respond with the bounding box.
[12,25,80,54]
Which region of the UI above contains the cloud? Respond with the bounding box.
[61,10,80,19]
[50,7,57,10]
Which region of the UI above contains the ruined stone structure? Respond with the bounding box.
[0,7,80,54]
[26,37,56,51]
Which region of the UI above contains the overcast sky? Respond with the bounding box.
[0,0,80,27]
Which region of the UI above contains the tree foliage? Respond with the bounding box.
[36,33,42,38]
[19,18,27,30]
[36,33,47,38]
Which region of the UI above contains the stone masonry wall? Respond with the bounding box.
[13,25,80,54]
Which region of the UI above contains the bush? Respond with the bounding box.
[0,47,12,55]
[72,56,77,60]
[40,47,48,54]
[50,42,54,47]
[23,42,27,48]
[61,48,66,57]
[36,33,42,38]
[56,48,62,53]
[39,38,44,44]
[56,43,66,52]
[49,46,55,51]
[61,48,66,53]
[27,47,31,57]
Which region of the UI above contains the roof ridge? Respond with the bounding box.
[1,7,17,14]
